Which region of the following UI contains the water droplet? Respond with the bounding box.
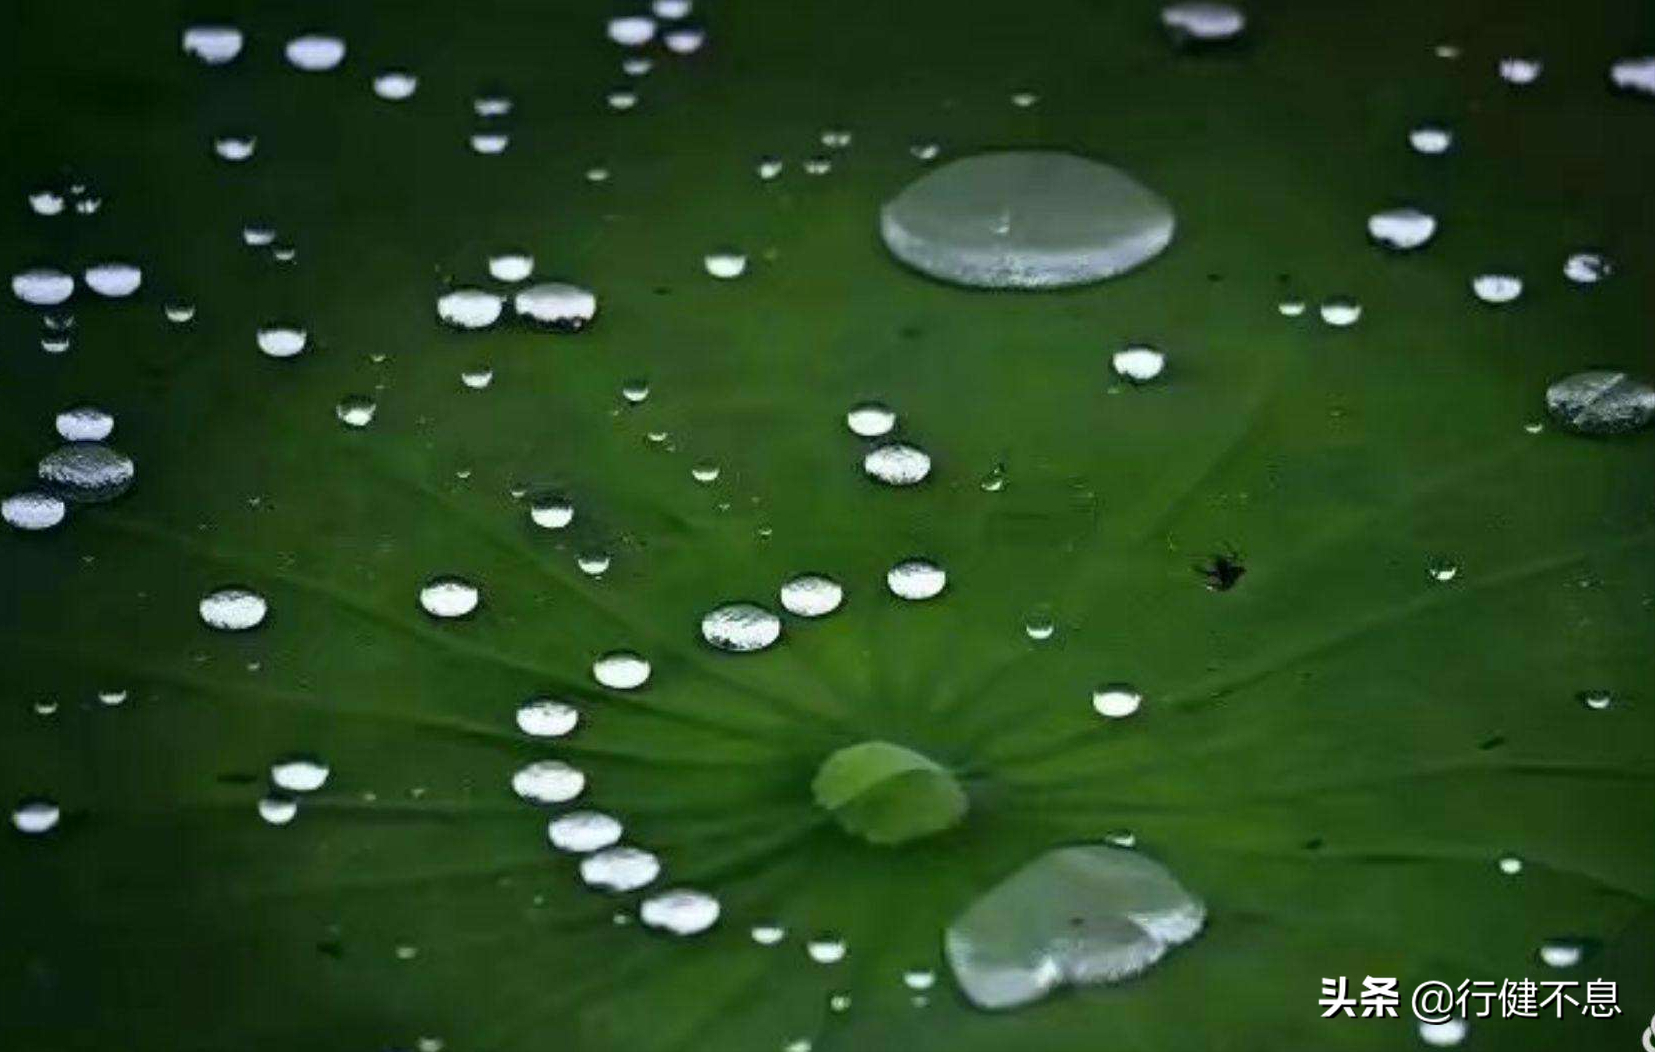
[903,969,937,991]
[473,94,513,117]
[622,57,653,76]
[38,443,134,503]
[12,799,61,835]
[1497,855,1523,875]
[55,406,113,442]
[779,574,843,617]
[1160,2,1245,43]
[887,558,946,600]
[1427,558,1458,583]
[1545,370,1655,435]
[97,689,126,707]
[200,587,267,631]
[29,190,64,216]
[285,35,346,72]
[845,401,897,437]
[460,366,494,390]
[593,651,651,690]
[607,16,656,45]
[1537,940,1583,968]
[621,379,650,404]
[606,89,639,111]
[182,25,243,65]
[3,491,66,531]
[213,134,257,162]
[864,442,931,485]
[1367,207,1437,251]
[271,757,329,792]
[690,462,720,483]
[511,760,585,804]
[84,262,142,297]
[12,268,74,306]
[1009,91,1040,108]
[514,283,597,330]
[469,132,510,155]
[516,698,579,737]
[580,845,660,891]
[946,845,1203,1010]
[911,141,941,162]
[488,252,534,282]
[750,924,786,945]
[803,156,833,175]
[1610,55,1655,96]
[1563,252,1612,284]
[756,157,783,180]
[1112,345,1165,383]
[437,289,503,330]
[663,26,706,54]
[419,577,479,618]
[1319,297,1362,327]
[703,251,748,279]
[548,811,622,853]
[1418,1019,1468,1047]
[806,937,847,964]
[576,552,611,576]
[1278,299,1306,317]
[640,889,720,934]
[1092,684,1142,719]
[828,992,852,1012]
[1577,689,1613,711]
[257,326,308,358]
[1024,614,1055,641]
[820,129,852,149]
[372,70,418,100]
[701,602,782,652]
[258,794,298,825]
[528,495,575,529]
[881,152,1174,288]
[1498,57,1542,85]
[1471,273,1523,304]
[1409,125,1453,155]
[653,0,693,18]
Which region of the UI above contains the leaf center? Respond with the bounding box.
[811,741,967,846]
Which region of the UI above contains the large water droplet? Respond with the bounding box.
[1091,684,1143,719]
[516,698,579,737]
[12,268,74,306]
[257,326,308,358]
[271,756,329,792]
[880,152,1174,289]
[514,283,597,330]
[437,289,503,330]
[639,889,721,934]
[372,71,418,100]
[285,34,346,72]
[3,491,66,531]
[701,602,782,652]
[1111,345,1165,383]
[887,558,946,600]
[547,811,622,853]
[38,443,134,502]
[580,845,660,891]
[864,443,932,485]
[200,586,267,631]
[182,25,243,65]
[1160,2,1245,43]
[511,760,585,804]
[528,495,575,529]
[12,799,61,835]
[55,406,114,442]
[1471,273,1523,304]
[1367,207,1437,251]
[419,576,480,618]
[846,401,897,437]
[258,794,298,825]
[593,651,651,690]
[84,262,142,298]
[1544,370,1655,435]
[1611,56,1655,96]
[945,845,1204,1010]
[780,574,843,617]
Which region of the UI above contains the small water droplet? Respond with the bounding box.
[419,576,480,618]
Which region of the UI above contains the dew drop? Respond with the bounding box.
[903,969,937,991]
[213,135,257,162]
[1092,684,1142,719]
[887,558,946,600]
[1537,940,1583,968]
[12,268,74,306]
[516,698,579,737]
[488,252,534,282]
[528,495,575,529]
[55,406,114,442]
[3,491,66,531]
[580,845,660,891]
[419,577,479,618]
[592,651,651,690]
[12,799,61,835]
[437,288,503,329]
[640,889,721,934]
[780,574,843,617]
[607,17,657,46]
[514,283,597,330]
[548,811,622,853]
[1576,689,1613,711]
[372,70,418,100]
[806,937,847,964]
[38,443,134,503]
[1367,207,1437,251]
[182,25,243,65]
[29,190,65,216]
[1112,345,1165,383]
[1427,558,1458,583]
[257,326,308,358]
[1498,57,1542,85]
[199,587,267,631]
[469,133,510,155]
[1471,273,1523,304]
[1319,297,1362,327]
[1545,370,1655,435]
[285,35,346,72]
[1160,2,1245,43]
[258,794,298,825]
[663,26,706,54]
[751,923,786,945]
[701,602,782,652]
[703,251,748,279]
[1409,125,1453,155]
[1418,1019,1468,1047]
[864,442,931,485]
[1610,55,1655,96]
[271,757,329,793]
[1563,252,1612,284]
[511,760,585,804]
[846,401,897,437]
[84,262,142,298]
[1497,855,1523,875]
[335,395,376,428]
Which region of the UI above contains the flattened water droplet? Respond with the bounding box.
[780,574,843,617]
[864,443,931,485]
[200,587,267,631]
[1367,207,1437,251]
[285,35,346,72]
[257,326,308,358]
[751,924,786,945]
[639,889,720,934]
[547,810,622,853]
[12,268,74,306]
[593,651,651,690]
[271,757,329,792]
[213,135,257,162]
[903,969,937,991]
[13,799,61,834]
[887,558,946,600]
[3,491,66,531]
[511,760,585,804]
[182,25,243,65]
[516,698,579,737]
[38,443,134,503]
[1427,558,1459,582]
[880,151,1174,289]
[945,845,1204,1010]
[1160,2,1245,43]
[437,289,503,329]
[55,406,113,442]
[1092,684,1142,719]
[84,263,142,298]
[514,283,597,330]
[1538,940,1583,968]
[701,602,782,652]
[1112,345,1165,383]
[1471,273,1523,304]
[419,577,480,618]
[807,937,848,964]
[580,845,660,891]
[1545,370,1655,434]
[1611,55,1655,96]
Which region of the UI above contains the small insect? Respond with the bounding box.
[1196,548,1246,591]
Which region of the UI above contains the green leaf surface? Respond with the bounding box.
[813,741,969,844]
[2,1,1653,1051]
